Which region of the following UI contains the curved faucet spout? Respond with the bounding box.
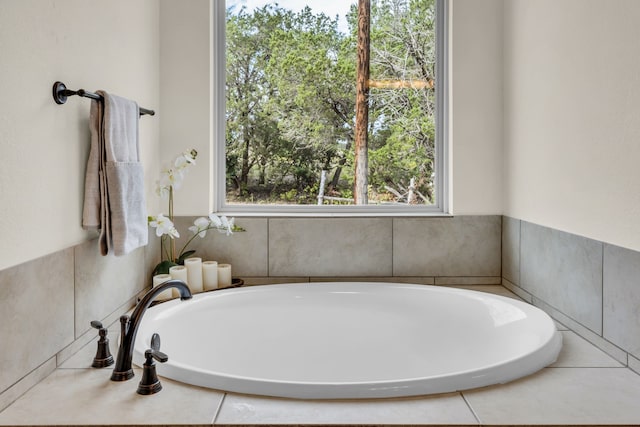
[111,279,192,381]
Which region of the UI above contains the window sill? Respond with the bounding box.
[216,204,453,218]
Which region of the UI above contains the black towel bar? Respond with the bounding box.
[52,81,155,116]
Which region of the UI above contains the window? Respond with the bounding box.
[214,0,448,214]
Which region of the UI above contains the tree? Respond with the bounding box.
[354,0,371,205]
[368,0,437,202]
[264,7,356,194]
[226,5,285,194]
[225,0,438,205]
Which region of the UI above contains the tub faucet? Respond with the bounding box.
[111,279,192,381]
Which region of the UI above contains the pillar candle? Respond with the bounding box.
[169,265,188,298]
[217,263,232,288]
[152,274,173,301]
[184,257,204,293]
[203,261,218,291]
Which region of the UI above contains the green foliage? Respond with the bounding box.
[226,0,437,205]
[152,260,178,276]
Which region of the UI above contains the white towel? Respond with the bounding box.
[82,91,148,256]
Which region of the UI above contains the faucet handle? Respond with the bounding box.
[146,348,169,363]
[89,320,114,368]
[90,320,104,330]
[149,333,168,362]
[137,333,168,395]
[151,332,161,351]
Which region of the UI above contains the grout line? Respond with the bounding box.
[517,217,522,286]
[601,241,605,341]
[532,295,630,365]
[0,356,57,413]
[546,366,628,369]
[72,247,77,343]
[460,391,481,425]
[499,215,503,282]
[212,392,227,424]
[1,356,56,398]
[391,217,394,277]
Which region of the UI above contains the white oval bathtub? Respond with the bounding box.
[133,282,562,399]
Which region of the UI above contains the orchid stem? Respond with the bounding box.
[168,186,176,262]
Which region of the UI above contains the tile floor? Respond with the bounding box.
[1,285,640,426]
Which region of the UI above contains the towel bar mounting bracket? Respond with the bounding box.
[52,81,71,104]
[53,81,94,105]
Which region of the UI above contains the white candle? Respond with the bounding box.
[152,274,173,301]
[169,265,188,298]
[184,257,203,293]
[203,261,218,291]
[217,263,232,288]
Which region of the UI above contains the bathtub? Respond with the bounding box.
[133,282,562,399]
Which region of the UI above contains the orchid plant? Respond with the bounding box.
[148,149,243,275]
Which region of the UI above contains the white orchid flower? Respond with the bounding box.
[188,217,210,238]
[209,213,223,227]
[174,155,188,170]
[219,215,234,235]
[183,149,197,165]
[149,214,179,238]
[225,217,235,236]
[155,181,170,198]
[175,150,197,171]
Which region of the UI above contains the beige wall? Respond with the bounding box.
[450,0,504,214]
[0,0,161,271]
[159,0,214,216]
[503,0,640,251]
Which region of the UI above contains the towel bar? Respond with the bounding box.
[52,81,155,116]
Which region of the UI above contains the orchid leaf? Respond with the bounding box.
[177,250,197,264]
[153,260,178,276]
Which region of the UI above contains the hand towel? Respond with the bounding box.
[82,91,148,256]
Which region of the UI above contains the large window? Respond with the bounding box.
[214,0,448,214]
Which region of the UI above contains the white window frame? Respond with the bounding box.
[213,0,449,216]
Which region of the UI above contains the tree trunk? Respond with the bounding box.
[239,118,251,194]
[328,141,352,191]
[354,0,370,205]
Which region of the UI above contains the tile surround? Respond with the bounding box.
[393,216,501,277]
[269,217,393,277]
[0,215,502,412]
[215,392,478,425]
[173,217,269,277]
[74,239,146,338]
[502,216,640,368]
[630,354,640,375]
[501,215,520,284]
[5,214,640,423]
[501,277,533,303]
[520,221,603,333]
[2,283,640,425]
[532,295,629,365]
[0,233,153,412]
[171,215,501,280]
[0,357,56,416]
[464,367,640,425]
[0,369,224,426]
[551,331,623,368]
[0,249,74,394]
[603,243,640,358]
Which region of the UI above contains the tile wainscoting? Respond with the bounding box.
[502,216,640,370]
[3,215,640,424]
[0,215,501,411]
[0,234,160,411]
[171,215,502,280]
